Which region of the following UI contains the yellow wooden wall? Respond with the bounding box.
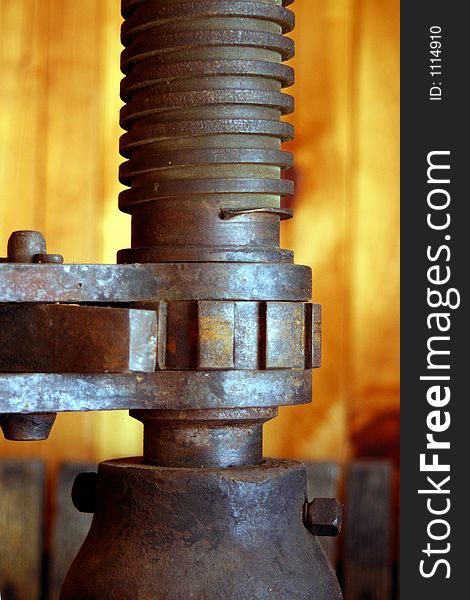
[0,0,399,468]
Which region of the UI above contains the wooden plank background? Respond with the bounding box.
[0,460,45,599]
[0,0,399,470]
[343,462,393,599]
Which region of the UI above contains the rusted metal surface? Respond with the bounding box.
[0,262,311,302]
[0,369,311,413]
[120,2,295,42]
[118,0,296,264]
[0,0,342,596]
[0,304,157,373]
[220,206,293,220]
[5,230,46,262]
[121,0,295,19]
[132,407,277,468]
[0,413,57,441]
[62,458,342,600]
[33,253,64,264]
[0,231,60,440]
[0,229,63,266]
[138,299,319,371]
[118,242,294,263]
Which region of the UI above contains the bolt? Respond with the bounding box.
[7,230,47,262]
[0,230,60,441]
[72,472,98,514]
[303,497,342,537]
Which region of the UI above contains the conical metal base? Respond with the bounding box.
[61,458,342,599]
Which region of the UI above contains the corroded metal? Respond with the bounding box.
[134,299,320,371]
[0,0,343,597]
[117,0,296,264]
[131,407,278,468]
[304,498,343,538]
[6,230,47,263]
[0,262,311,302]
[0,370,311,413]
[0,412,57,442]
[0,231,59,440]
[62,459,343,600]
[0,304,157,373]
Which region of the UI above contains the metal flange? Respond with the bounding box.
[0,262,312,303]
[0,369,311,413]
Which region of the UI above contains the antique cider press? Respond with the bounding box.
[0,1,343,598]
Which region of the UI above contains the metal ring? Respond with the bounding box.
[119,149,293,184]
[117,246,294,264]
[121,30,294,74]
[120,90,294,125]
[120,61,294,101]
[121,2,295,44]
[122,0,295,19]
[118,178,293,209]
[120,119,293,157]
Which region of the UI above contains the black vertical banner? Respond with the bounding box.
[401,2,467,598]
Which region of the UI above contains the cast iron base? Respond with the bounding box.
[61,458,342,599]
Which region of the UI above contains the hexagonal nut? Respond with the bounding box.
[304,497,342,537]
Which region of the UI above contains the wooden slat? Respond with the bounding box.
[0,460,45,600]
[343,461,392,600]
[349,0,400,458]
[304,461,341,566]
[265,0,354,462]
[42,0,101,263]
[0,0,45,245]
[48,463,96,600]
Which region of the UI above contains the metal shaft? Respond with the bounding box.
[118,0,301,468]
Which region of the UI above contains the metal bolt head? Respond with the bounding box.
[72,472,98,514]
[7,230,47,262]
[304,497,342,537]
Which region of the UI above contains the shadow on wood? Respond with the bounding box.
[343,461,393,600]
[48,463,96,600]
